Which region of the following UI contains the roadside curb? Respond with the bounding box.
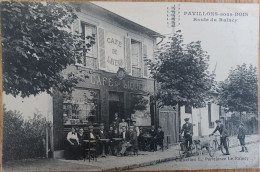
[102,140,259,171]
[102,156,178,171]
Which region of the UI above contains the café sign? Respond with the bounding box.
[105,32,125,73]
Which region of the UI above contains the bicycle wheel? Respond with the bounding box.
[208,146,216,157]
[213,140,218,151]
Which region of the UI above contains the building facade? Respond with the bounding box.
[52,2,163,151]
[180,102,222,137]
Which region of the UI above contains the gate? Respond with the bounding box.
[159,107,179,145]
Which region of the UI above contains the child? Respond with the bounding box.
[238,122,248,152]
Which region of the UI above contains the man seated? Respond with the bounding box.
[85,125,97,153]
[97,123,107,139]
[97,123,108,155]
[150,125,157,151]
[77,128,86,159]
[119,126,137,156]
[86,125,96,140]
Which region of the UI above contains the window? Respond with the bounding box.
[208,102,214,128]
[185,105,192,114]
[75,23,97,69]
[63,89,100,124]
[131,40,142,77]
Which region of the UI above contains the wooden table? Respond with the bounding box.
[99,139,110,157]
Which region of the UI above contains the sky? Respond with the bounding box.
[3,2,259,120]
[93,2,259,81]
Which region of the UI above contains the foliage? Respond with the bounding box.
[130,95,149,114]
[2,1,95,98]
[3,106,48,161]
[225,112,258,136]
[148,32,215,108]
[218,64,258,114]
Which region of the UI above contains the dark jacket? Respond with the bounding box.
[181,122,193,136]
[149,129,157,138]
[212,124,229,137]
[237,126,246,139]
[156,131,164,141]
[97,130,107,139]
[77,133,85,145]
[107,130,114,139]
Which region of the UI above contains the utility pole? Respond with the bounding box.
[167,4,181,35]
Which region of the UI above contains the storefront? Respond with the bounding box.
[53,2,163,151]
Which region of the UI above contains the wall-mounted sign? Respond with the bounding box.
[106,32,125,73]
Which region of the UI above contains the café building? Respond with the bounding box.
[53,2,164,152]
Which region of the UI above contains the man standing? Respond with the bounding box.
[180,118,193,150]
[132,120,140,137]
[210,120,230,155]
[156,126,164,151]
[238,122,248,152]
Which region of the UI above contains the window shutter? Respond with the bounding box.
[97,27,106,70]
[125,37,132,75]
[72,19,82,35]
[143,44,148,77]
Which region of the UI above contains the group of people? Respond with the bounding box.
[179,118,248,156]
[65,113,149,159]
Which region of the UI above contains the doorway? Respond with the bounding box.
[109,92,124,123]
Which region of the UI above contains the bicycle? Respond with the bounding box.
[178,136,197,159]
[209,134,230,155]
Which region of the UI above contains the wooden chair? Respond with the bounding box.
[84,140,98,162]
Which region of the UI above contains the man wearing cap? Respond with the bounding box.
[238,122,248,152]
[180,118,193,150]
[210,120,230,155]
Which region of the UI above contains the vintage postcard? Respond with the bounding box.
[1,1,259,171]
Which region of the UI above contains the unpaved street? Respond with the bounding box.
[131,142,259,170]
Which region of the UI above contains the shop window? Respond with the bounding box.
[63,89,100,125]
[131,40,142,77]
[75,23,97,69]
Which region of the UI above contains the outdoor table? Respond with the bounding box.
[112,138,124,155]
[99,139,110,157]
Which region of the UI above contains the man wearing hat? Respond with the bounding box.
[237,122,248,152]
[180,118,193,150]
[210,120,230,155]
[86,125,97,140]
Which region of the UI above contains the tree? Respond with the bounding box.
[218,64,258,118]
[2,1,95,98]
[148,32,215,108]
